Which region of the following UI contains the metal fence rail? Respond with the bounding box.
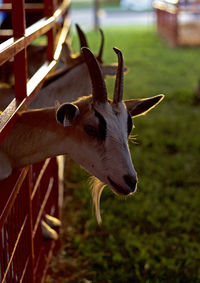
[0,0,70,281]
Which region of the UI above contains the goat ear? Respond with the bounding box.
[101,64,129,77]
[56,103,79,127]
[124,95,164,117]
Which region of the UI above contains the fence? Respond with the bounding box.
[0,0,70,281]
[153,0,200,46]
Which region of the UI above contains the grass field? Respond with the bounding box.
[47,26,200,282]
[70,0,120,10]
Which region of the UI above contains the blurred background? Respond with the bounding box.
[39,0,200,281]
[70,0,154,29]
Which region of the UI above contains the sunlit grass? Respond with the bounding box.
[48,26,200,282]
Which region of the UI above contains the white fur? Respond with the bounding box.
[89,176,106,225]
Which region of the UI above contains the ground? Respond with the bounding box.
[46,25,200,282]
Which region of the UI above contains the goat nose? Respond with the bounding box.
[123,175,137,193]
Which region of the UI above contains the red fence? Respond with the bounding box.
[153,0,200,46]
[0,0,70,281]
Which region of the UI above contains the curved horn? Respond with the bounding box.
[113,47,124,104]
[96,28,104,64]
[75,24,88,49]
[82,47,107,104]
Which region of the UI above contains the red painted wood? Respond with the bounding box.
[12,0,27,100]
[14,49,28,100]
[154,0,200,46]
[0,0,69,282]
[0,3,70,144]
[44,0,56,61]
[0,168,29,228]
[0,3,44,12]
[12,0,26,38]
[0,0,70,66]
[0,99,25,144]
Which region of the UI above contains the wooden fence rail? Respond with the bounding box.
[0,0,70,281]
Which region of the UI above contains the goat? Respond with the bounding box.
[0,47,164,223]
[30,24,122,107]
[0,24,120,110]
[0,25,125,235]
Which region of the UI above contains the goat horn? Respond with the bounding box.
[75,24,88,49]
[82,47,107,104]
[113,47,124,104]
[96,28,104,64]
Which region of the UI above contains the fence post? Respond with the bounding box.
[12,0,27,101]
[44,0,56,61]
[26,170,35,283]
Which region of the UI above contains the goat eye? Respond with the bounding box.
[84,125,98,137]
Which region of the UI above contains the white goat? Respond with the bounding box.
[0,47,164,223]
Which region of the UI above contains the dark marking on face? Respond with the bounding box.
[84,110,107,141]
[95,110,107,140]
[127,111,133,136]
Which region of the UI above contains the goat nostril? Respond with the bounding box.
[123,175,137,192]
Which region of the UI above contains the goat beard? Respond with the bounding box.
[89,176,106,225]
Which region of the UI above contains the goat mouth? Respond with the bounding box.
[107,177,130,196]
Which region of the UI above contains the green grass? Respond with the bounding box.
[47,26,200,282]
[71,0,120,10]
